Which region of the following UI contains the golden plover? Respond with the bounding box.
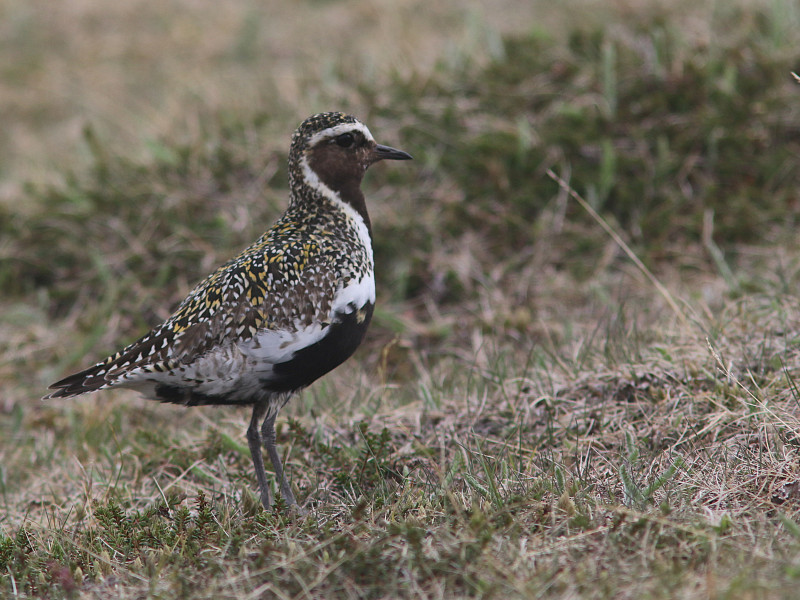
[46,112,412,510]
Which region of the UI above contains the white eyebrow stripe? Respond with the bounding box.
[307,122,374,147]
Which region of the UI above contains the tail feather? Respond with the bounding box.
[45,327,166,399]
[44,362,114,399]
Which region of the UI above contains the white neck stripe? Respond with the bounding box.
[299,155,340,202]
[297,156,373,253]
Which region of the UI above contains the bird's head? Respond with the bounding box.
[288,112,412,202]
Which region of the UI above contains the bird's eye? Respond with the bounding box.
[335,133,355,148]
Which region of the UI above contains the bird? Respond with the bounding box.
[45,112,412,510]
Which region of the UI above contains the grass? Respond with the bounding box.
[3,0,800,598]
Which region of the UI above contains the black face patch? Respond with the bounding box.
[307,136,375,194]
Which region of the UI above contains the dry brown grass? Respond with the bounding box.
[3,0,800,598]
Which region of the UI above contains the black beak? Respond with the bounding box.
[374,144,413,161]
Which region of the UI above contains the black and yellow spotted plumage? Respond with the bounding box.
[46,112,412,509]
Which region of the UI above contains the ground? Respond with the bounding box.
[2,0,800,598]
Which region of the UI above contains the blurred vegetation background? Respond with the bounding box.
[2,0,798,383]
[2,0,800,598]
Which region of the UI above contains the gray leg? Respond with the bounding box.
[246,402,272,509]
[261,411,298,507]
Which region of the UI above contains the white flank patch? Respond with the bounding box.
[241,323,328,364]
[333,272,375,313]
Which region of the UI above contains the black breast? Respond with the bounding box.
[265,303,374,393]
